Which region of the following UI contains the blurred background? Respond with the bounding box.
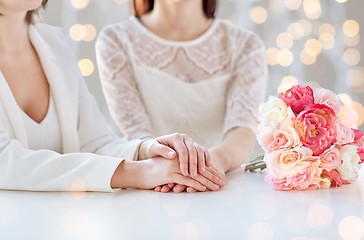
[40,0,364,133]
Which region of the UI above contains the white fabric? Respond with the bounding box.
[96,17,267,148]
[0,23,143,192]
[20,94,63,153]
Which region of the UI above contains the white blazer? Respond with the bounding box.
[0,23,142,192]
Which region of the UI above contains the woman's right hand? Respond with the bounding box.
[111,157,222,191]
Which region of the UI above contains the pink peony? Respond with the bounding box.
[279,85,314,113]
[352,129,364,164]
[336,120,355,145]
[265,159,320,190]
[295,104,337,156]
[319,146,341,171]
[258,126,300,153]
[313,88,343,116]
[321,169,349,187]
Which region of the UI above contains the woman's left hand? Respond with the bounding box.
[138,133,212,178]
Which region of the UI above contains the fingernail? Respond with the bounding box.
[193,170,197,178]
[185,169,189,176]
[200,167,205,173]
[176,186,182,191]
[213,184,219,190]
[168,151,175,158]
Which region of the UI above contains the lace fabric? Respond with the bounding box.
[96,17,267,146]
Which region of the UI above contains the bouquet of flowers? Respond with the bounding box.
[246,85,364,190]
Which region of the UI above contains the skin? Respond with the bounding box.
[0,0,224,191]
[139,0,258,193]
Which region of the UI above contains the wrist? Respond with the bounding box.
[209,148,229,173]
[110,160,146,189]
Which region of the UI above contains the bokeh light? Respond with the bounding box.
[277,49,294,66]
[343,48,361,66]
[299,19,313,36]
[284,0,302,10]
[352,101,364,127]
[338,216,364,240]
[276,32,294,49]
[278,76,298,93]
[267,48,279,66]
[303,0,322,19]
[71,0,90,9]
[304,38,322,57]
[69,24,86,41]
[251,7,268,24]
[319,33,335,50]
[83,24,97,41]
[307,81,321,89]
[300,49,317,65]
[343,20,360,37]
[288,22,305,40]
[346,67,364,93]
[344,35,360,47]
[78,59,95,77]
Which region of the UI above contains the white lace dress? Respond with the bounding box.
[96,17,267,148]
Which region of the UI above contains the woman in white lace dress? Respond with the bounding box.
[96,0,267,192]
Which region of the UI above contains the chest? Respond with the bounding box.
[0,48,50,123]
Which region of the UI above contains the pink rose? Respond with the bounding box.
[313,88,343,116]
[295,104,337,156]
[336,121,355,145]
[352,129,364,164]
[321,169,349,187]
[258,126,300,153]
[319,146,340,171]
[265,159,320,190]
[264,147,314,178]
[279,85,314,113]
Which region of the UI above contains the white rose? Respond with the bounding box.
[258,96,295,132]
[313,88,343,116]
[336,145,360,181]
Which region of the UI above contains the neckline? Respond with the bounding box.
[19,93,53,125]
[130,16,219,46]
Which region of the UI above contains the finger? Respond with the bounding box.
[150,142,176,159]
[174,175,206,192]
[155,186,162,192]
[168,183,176,188]
[168,135,189,176]
[201,168,225,188]
[172,184,187,193]
[186,187,197,193]
[205,151,212,167]
[184,138,198,178]
[194,174,220,191]
[196,145,206,175]
[161,185,173,193]
[207,165,225,180]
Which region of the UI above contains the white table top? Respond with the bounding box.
[0,167,363,240]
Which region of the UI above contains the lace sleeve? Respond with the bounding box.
[223,32,268,136]
[96,26,154,140]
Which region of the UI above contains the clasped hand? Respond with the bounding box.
[139,133,225,192]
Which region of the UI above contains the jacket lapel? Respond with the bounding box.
[0,71,28,146]
[28,24,79,153]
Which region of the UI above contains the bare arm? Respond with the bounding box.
[209,127,256,174]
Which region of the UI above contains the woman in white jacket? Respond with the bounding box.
[0,0,223,192]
